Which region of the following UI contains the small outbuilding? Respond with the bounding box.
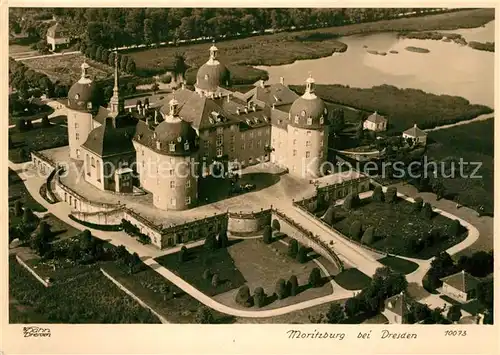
[46,22,70,51]
[363,111,388,132]
[440,270,480,303]
[402,123,427,146]
[383,291,411,324]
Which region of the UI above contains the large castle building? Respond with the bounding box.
[65,45,329,211]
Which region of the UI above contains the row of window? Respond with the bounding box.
[157,196,192,207]
[290,115,325,126]
[157,178,192,189]
[292,150,324,158]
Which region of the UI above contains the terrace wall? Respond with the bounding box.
[227,209,272,235]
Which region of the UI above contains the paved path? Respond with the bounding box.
[14,50,81,62]
[423,113,493,132]
[9,161,356,318]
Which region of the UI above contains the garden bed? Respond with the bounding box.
[154,240,246,296]
[378,255,419,275]
[9,255,160,323]
[334,268,372,290]
[330,197,468,259]
[8,168,47,215]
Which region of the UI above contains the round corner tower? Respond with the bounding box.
[287,75,329,178]
[66,61,98,160]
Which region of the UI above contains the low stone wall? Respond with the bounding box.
[100,268,168,324]
[227,209,272,235]
[160,213,228,249]
[72,208,126,226]
[123,209,163,248]
[16,255,51,287]
[316,177,371,207]
[53,168,120,213]
[31,151,56,177]
[271,209,344,271]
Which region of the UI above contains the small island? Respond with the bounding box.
[468,41,495,52]
[405,46,430,54]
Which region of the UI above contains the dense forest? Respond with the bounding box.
[10,8,449,49]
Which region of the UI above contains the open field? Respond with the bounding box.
[9,121,68,163]
[22,53,114,85]
[290,84,493,134]
[331,197,468,259]
[155,240,247,296]
[9,256,160,323]
[425,120,494,215]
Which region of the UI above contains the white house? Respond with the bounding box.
[402,123,427,146]
[440,270,480,303]
[383,291,411,324]
[363,111,387,132]
[46,23,70,51]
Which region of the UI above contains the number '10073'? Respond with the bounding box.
[445,330,467,336]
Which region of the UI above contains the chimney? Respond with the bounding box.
[280,77,284,85]
[154,110,158,124]
[236,108,240,115]
[244,107,248,114]
[227,94,230,102]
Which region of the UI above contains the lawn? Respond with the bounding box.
[22,53,114,85]
[378,255,419,275]
[331,197,468,259]
[9,121,68,163]
[8,168,47,217]
[103,262,235,324]
[425,120,494,215]
[214,238,336,310]
[290,84,493,134]
[334,268,372,290]
[9,255,160,324]
[154,240,246,296]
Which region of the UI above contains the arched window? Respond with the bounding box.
[91,157,95,167]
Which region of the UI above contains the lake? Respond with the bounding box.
[256,21,495,108]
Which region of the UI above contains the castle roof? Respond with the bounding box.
[82,113,137,157]
[440,270,480,293]
[195,45,230,92]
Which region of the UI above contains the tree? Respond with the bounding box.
[14,200,23,217]
[361,227,375,245]
[253,287,266,308]
[25,120,33,130]
[80,229,92,251]
[275,278,288,299]
[129,252,142,273]
[112,245,130,262]
[178,245,188,262]
[203,269,211,280]
[217,229,229,248]
[262,225,272,244]
[296,245,308,263]
[95,46,104,62]
[19,148,29,162]
[107,51,116,67]
[126,82,136,95]
[235,285,252,307]
[126,60,136,74]
[343,193,358,211]
[288,275,299,296]
[449,220,462,237]
[288,239,298,258]
[308,267,322,287]
[413,197,423,212]
[151,82,160,94]
[385,186,397,203]
[211,273,219,287]
[120,55,129,72]
[476,280,493,309]
[31,221,52,256]
[344,297,360,318]
[41,115,50,127]
[372,186,384,202]
[431,178,445,200]
[271,219,280,231]
[22,207,36,226]
[143,18,156,46]
[204,234,218,251]
[325,303,346,324]
[322,205,335,225]
[349,221,362,240]
[195,307,215,324]
[421,203,433,220]
[100,50,110,64]
[447,304,462,323]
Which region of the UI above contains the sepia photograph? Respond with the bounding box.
[2,3,497,354]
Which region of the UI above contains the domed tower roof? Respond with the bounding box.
[154,98,199,156]
[289,74,327,129]
[67,61,99,112]
[195,44,230,93]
